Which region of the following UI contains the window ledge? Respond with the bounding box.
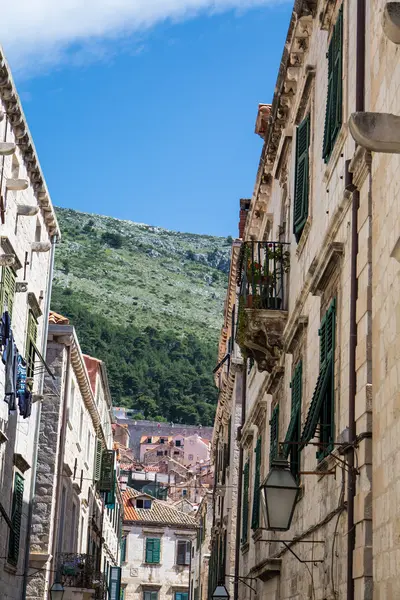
[296,216,312,258]
[4,561,17,574]
[323,123,348,186]
[252,528,264,542]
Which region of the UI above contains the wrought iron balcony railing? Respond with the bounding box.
[57,553,107,599]
[238,241,290,311]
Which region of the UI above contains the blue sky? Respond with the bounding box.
[9,3,292,236]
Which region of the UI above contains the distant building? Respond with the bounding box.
[140,434,210,467]
[26,315,123,600]
[121,487,196,600]
[191,492,213,600]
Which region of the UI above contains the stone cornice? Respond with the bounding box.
[284,315,309,354]
[244,3,316,241]
[0,47,60,238]
[309,242,344,296]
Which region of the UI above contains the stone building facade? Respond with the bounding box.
[191,491,213,600]
[0,46,60,600]
[206,0,400,598]
[208,241,243,599]
[26,315,123,600]
[121,487,196,600]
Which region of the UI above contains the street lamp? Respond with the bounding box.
[49,574,65,600]
[212,584,230,599]
[260,455,300,531]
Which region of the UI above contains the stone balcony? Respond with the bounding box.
[237,241,290,372]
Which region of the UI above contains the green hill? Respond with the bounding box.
[51,207,230,425]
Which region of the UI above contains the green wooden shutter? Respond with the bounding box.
[152,538,160,563]
[151,594,158,600]
[94,438,102,482]
[301,300,336,450]
[8,473,24,566]
[294,115,310,241]
[251,437,262,530]
[269,405,279,466]
[120,536,127,562]
[323,9,343,162]
[146,538,154,563]
[146,538,160,564]
[0,267,16,318]
[26,311,38,378]
[109,566,121,600]
[241,461,250,543]
[284,362,302,458]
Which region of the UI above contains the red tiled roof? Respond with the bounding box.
[49,311,69,325]
[144,465,160,473]
[123,488,196,527]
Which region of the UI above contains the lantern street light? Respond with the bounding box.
[212,584,230,599]
[260,455,300,531]
[49,581,65,600]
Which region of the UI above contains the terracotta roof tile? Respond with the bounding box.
[123,487,196,527]
[83,355,101,394]
[49,311,69,325]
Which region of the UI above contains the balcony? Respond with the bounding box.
[57,553,107,599]
[237,241,290,372]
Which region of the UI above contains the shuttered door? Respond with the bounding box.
[94,438,102,482]
[269,406,279,466]
[26,310,38,378]
[0,267,16,318]
[323,9,343,162]
[8,473,24,566]
[241,461,250,543]
[251,437,262,530]
[146,538,161,563]
[293,115,310,242]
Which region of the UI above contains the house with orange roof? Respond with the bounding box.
[121,487,196,600]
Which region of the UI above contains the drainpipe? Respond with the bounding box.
[234,364,246,600]
[22,234,57,600]
[347,3,365,600]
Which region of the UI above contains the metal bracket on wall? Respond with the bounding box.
[258,537,325,564]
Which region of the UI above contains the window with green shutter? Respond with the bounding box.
[145,538,161,564]
[323,9,343,162]
[120,535,127,563]
[26,310,38,379]
[251,437,262,530]
[8,473,24,566]
[241,460,250,544]
[175,593,189,600]
[0,267,16,319]
[94,438,102,483]
[283,362,302,481]
[269,406,279,467]
[144,592,158,600]
[301,300,336,459]
[293,115,310,242]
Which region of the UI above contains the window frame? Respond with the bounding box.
[145,537,161,564]
[26,309,38,379]
[176,540,191,566]
[7,472,24,566]
[293,114,310,242]
[322,8,343,163]
[241,460,250,544]
[0,266,16,319]
[251,437,262,530]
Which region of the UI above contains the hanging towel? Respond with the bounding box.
[4,336,17,412]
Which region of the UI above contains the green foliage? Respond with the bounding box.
[101,231,123,248]
[226,235,233,245]
[50,207,231,426]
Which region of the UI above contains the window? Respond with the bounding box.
[188,454,194,461]
[269,405,279,466]
[160,438,165,444]
[57,486,67,555]
[175,593,189,600]
[0,266,16,318]
[323,8,343,162]
[80,516,85,552]
[175,440,181,447]
[293,114,310,242]
[137,498,152,509]
[7,473,24,566]
[70,502,77,551]
[79,408,84,442]
[147,438,152,444]
[301,300,336,459]
[251,437,262,530]
[176,540,191,565]
[26,310,38,379]
[145,538,161,564]
[182,489,187,497]
[241,460,249,544]
[121,535,127,563]
[69,379,75,423]
[144,592,158,600]
[86,430,91,463]
[156,451,163,456]
[174,451,180,456]
[94,438,102,482]
[35,221,41,242]
[284,361,302,481]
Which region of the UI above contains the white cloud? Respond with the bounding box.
[0,0,286,75]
